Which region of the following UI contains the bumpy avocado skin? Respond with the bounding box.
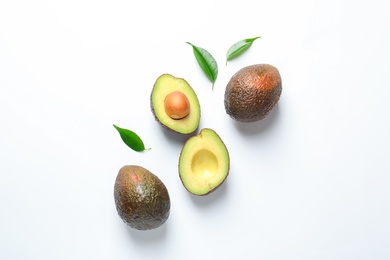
[224,64,282,122]
[114,165,170,230]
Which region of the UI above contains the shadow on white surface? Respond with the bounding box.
[126,221,168,244]
[188,178,229,208]
[160,125,198,144]
[232,104,281,136]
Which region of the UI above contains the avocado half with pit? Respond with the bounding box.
[179,128,230,196]
[151,74,200,134]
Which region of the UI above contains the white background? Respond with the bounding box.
[1,0,390,259]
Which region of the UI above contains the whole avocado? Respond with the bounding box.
[114,165,170,230]
[224,64,282,122]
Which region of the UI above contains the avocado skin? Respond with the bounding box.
[224,64,282,122]
[114,165,170,230]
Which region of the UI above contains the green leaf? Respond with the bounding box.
[226,36,261,64]
[113,124,150,152]
[186,42,218,90]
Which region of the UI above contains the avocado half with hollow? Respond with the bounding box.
[114,165,170,230]
[179,128,230,196]
[151,74,200,134]
[224,64,282,122]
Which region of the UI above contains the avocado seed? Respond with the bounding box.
[164,91,190,119]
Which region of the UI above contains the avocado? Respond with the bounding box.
[224,64,282,122]
[179,128,230,196]
[151,74,201,134]
[114,165,170,230]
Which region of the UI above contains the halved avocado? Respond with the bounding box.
[179,128,230,196]
[151,74,200,134]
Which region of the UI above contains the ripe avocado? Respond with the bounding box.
[114,165,170,230]
[151,74,201,134]
[224,64,282,122]
[179,128,230,196]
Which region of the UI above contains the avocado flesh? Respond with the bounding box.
[151,74,200,134]
[114,165,170,230]
[179,128,229,195]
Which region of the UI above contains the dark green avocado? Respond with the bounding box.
[224,64,282,122]
[114,165,170,230]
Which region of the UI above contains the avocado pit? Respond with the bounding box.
[164,91,190,119]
